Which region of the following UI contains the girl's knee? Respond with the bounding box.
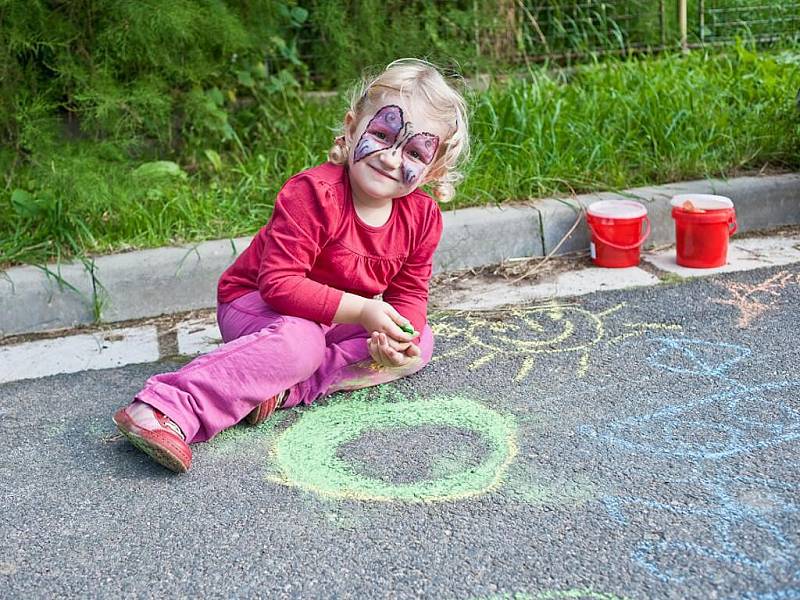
[277,316,326,366]
[418,324,435,364]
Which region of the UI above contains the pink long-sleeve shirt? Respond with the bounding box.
[217,162,443,340]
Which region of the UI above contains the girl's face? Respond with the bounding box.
[344,96,449,202]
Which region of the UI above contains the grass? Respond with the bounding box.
[464,45,800,201]
[1,45,799,269]
[659,273,686,286]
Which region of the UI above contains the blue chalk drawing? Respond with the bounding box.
[582,338,800,460]
[737,590,800,600]
[646,337,752,377]
[590,379,800,459]
[600,476,798,585]
[580,336,800,595]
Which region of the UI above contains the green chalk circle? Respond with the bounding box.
[269,395,518,502]
[477,590,629,600]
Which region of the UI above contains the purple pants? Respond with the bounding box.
[136,291,434,443]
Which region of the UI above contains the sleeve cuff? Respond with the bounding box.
[320,287,345,325]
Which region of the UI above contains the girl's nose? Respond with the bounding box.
[379,149,402,170]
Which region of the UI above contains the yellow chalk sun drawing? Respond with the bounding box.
[431,303,680,381]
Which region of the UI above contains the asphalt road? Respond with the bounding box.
[2,263,799,599]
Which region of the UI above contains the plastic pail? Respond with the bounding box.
[586,200,650,268]
[670,194,737,268]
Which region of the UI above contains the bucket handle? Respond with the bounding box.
[728,216,738,236]
[588,215,651,250]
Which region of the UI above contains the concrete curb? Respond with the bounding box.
[2,173,799,337]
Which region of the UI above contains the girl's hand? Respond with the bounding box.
[383,333,422,357]
[368,332,421,368]
[358,299,417,343]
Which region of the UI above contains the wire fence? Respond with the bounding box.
[698,1,800,45]
[514,0,799,59]
[292,1,798,86]
[514,0,665,57]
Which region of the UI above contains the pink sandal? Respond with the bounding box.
[245,389,288,426]
[113,402,192,473]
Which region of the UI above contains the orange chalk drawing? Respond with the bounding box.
[714,271,798,328]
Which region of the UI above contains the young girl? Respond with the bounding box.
[112,58,470,473]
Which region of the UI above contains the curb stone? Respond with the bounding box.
[3,232,799,384]
[2,173,799,337]
[0,325,160,384]
[529,173,800,256]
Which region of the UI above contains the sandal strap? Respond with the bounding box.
[153,409,186,441]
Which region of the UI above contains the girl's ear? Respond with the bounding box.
[343,111,357,145]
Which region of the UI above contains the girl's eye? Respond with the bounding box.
[373,131,386,140]
[409,150,421,160]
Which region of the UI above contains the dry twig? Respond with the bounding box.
[509,205,586,284]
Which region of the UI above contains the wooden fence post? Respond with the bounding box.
[679,0,688,52]
[699,0,705,45]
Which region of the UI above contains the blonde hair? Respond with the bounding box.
[328,58,470,202]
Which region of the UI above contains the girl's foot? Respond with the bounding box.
[112,401,192,473]
[245,389,288,426]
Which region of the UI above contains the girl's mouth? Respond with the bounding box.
[368,164,397,181]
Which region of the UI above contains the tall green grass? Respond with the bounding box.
[1,45,798,268]
[464,45,800,201]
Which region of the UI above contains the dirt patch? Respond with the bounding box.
[429,251,593,310]
[733,223,800,239]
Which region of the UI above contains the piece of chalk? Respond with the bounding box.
[400,322,415,335]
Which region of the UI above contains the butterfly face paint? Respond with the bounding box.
[400,132,439,185]
[353,105,405,162]
[353,104,440,186]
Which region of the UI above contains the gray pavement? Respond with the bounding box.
[2,262,799,599]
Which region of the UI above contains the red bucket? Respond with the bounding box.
[586,200,651,268]
[670,194,737,268]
